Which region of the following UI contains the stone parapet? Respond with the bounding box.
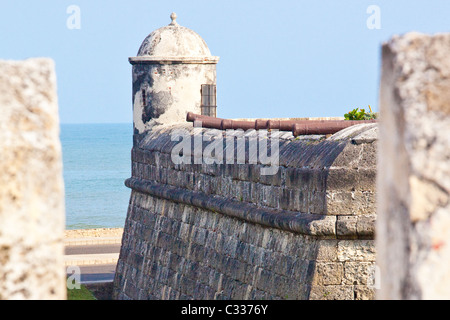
[131,123,377,220]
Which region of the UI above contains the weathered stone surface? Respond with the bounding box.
[309,285,354,300]
[0,58,65,300]
[336,216,358,239]
[338,240,376,262]
[114,188,376,300]
[313,262,344,286]
[343,262,376,286]
[130,14,219,134]
[115,119,378,300]
[137,13,212,57]
[377,32,450,300]
[131,123,377,217]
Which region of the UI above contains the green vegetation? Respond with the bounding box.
[344,105,378,120]
[67,284,97,300]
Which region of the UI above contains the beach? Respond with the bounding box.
[65,228,124,239]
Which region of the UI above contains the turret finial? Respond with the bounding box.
[170,12,178,26]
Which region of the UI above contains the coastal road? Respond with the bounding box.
[65,240,122,284]
[65,243,121,256]
[76,264,117,283]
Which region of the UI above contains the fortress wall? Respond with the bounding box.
[113,123,378,300]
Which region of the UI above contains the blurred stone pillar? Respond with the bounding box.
[377,32,450,299]
[0,58,66,299]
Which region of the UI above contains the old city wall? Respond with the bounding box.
[113,122,378,300]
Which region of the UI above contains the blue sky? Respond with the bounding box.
[1,1,449,124]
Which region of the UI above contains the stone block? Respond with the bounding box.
[354,285,376,300]
[326,168,376,192]
[329,143,363,168]
[312,262,344,286]
[336,216,358,239]
[316,240,339,262]
[309,285,354,300]
[343,262,376,286]
[338,240,376,262]
[326,190,376,215]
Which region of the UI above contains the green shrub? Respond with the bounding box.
[344,105,378,120]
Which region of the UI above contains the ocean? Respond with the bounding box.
[61,123,133,230]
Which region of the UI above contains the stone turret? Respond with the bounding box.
[129,13,219,141]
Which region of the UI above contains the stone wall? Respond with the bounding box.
[377,32,450,299]
[113,122,378,300]
[0,58,66,300]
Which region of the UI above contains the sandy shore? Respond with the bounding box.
[65,228,123,239]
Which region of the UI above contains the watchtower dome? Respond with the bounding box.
[129,13,219,137]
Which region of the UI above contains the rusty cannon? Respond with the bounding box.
[186,112,377,136]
